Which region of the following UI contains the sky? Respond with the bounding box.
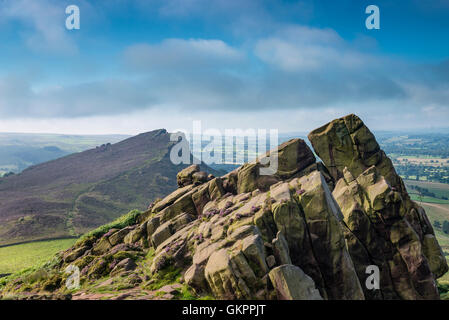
[0,0,448,135]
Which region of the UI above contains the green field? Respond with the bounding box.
[405,179,449,204]
[0,238,77,275]
[391,154,445,159]
[414,201,449,283]
[417,202,449,284]
[404,181,449,284]
[409,194,449,204]
[405,180,449,198]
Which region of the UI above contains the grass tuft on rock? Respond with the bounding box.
[77,209,142,244]
[145,265,182,291]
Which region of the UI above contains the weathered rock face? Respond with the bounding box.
[333,167,438,299]
[2,114,446,301]
[309,114,447,298]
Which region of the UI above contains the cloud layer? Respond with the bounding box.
[1,28,442,118]
[0,0,447,132]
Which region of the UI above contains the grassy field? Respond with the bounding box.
[407,180,449,284]
[409,194,449,204]
[0,238,77,275]
[405,180,449,198]
[422,203,449,223]
[391,154,444,159]
[417,202,449,284]
[397,157,449,167]
[405,179,449,204]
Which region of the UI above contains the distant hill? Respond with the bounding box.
[0,132,129,175]
[0,129,215,246]
[0,145,69,174]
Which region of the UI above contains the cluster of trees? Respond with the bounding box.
[380,133,449,182]
[409,185,437,197]
[395,164,449,184]
[380,134,449,158]
[409,185,449,200]
[434,220,449,234]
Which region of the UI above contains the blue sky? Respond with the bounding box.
[0,0,448,134]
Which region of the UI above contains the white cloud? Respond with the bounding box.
[0,0,77,54]
[254,25,376,71]
[0,31,436,122]
[0,12,447,133]
[1,100,446,136]
[123,38,244,72]
[0,75,156,118]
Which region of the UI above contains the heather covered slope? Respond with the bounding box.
[0,129,205,246]
[1,114,446,300]
[0,133,128,175]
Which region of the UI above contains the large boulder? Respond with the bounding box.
[177,165,200,187]
[184,264,207,294]
[124,222,147,245]
[109,227,133,246]
[159,190,197,222]
[272,138,316,177]
[237,138,316,194]
[268,265,323,300]
[308,114,386,184]
[151,213,194,249]
[204,249,254,299]
[237,162,280,194]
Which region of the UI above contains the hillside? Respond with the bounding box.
[0,129,215,246]
[1,114,446,300]
[0,133,128,175]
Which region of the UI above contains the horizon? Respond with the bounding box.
[3,125,449,137]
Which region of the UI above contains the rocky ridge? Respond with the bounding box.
[1,114,447,300]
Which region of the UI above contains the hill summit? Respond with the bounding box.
[1,114,447,300]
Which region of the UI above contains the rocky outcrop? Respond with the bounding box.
[1,114,446,301]
[309,114,447,299]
